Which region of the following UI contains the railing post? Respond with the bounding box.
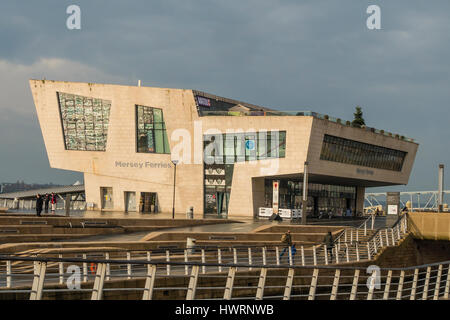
[313,246,317,266]
[255,268,267,300]
[218,249,222,273]
[106,252,111,281]
[345,230,348,243]
[301,246,305,266]
[396,270,405,300]
[364,222,367,236]
[308,269,319,300]
[283,268,295,300]
[391,229,395,245]
[367,242,371,260]
[371,214,375,230]
[350,270,360,300]
[356,243,360,262]
[330,269,341,300]
[385,229,390,247]
[288,246,293,266]
[165,250,171,276]
[201,249,206,274]
[324,244,328,265]
[345,244,349,263]
[433,265,443,300]
[91,263,106,300]
[373,238,378,254]
[262,247,267,266]
[356,229,359,242]
[383,270,392,300]
[410,269,419,300]
[58,254,64,285]
[6,260,11,288]
[397,225,401,240]
[335,245,339,264]
[186,265,200,300]
[142,264,157,300]
[30,262,47,300]
[233,248,238,271]
[367,268,377,300]
[223,267,236,300]
[276,247,280,266]
[350,230,353,244]
[83,254,88,282]
[380,232,384,247]
[422,266,432,300]
[248,248,253,271]
[444,263,450,299]
[184,249,189,275]
[127,252,132,279]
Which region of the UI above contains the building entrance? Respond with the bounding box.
[140,192,158,213]
[263,179,356,218]
[101,187,113,210]
[124,192,136,212]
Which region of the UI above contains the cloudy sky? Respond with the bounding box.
[0,0,449,192]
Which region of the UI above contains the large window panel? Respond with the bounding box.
[136,105,170,154]
[320,134,407,172]
[57,92,111,151]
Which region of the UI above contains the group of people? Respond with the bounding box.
[35,193,57,217]
[280,230,335,263]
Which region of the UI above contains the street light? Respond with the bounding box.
[302,161,309,225]
[171,159,179,219]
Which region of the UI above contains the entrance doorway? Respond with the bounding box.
[124,192,136,212]
[140,192,158,213]
[101,187,114,210]
[204,191,230,217]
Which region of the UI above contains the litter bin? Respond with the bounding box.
[186,237,196,254]
[186,206,194,219]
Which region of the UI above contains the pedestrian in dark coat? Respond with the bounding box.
[44,194,50,213]
[324,231,334,262]
[36,194,43,217]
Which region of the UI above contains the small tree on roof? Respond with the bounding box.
[352,106,365,128]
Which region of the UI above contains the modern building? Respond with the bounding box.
[30,79,418,218]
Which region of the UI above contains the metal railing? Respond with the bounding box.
[0,254,448,300]
[0,214,409,291]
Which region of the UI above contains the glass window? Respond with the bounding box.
[320,134,407,171]
[57,92,110,151]
[136,105,170,154]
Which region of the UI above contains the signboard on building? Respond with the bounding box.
[273,180,280,214]
[386,192,400,215]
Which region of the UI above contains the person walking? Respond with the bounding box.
[36,194,43,217]
[280,230,293,262]
[324,231,334,263]
[50,192,57,214]
[44,194,50,213]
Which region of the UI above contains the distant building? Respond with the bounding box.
[30,79,418,218]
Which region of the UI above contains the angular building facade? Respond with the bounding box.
[30,80,418,218]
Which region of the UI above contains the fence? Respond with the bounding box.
[0,254,448,300]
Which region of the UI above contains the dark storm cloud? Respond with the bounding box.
[0,0,449,190]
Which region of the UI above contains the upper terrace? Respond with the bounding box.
[194,90,416,144]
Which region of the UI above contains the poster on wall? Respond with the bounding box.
[273,180,280,214]
[387,205,398,215]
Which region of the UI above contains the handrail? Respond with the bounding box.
[0,254,448,272]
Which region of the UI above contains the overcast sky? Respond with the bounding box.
[0,0,449,192]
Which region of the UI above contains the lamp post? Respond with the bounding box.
[301,161,309,225]
[171,160,179,219]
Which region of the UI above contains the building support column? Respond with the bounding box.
[356,186,365,216]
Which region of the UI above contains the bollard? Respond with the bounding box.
[186,207,194,219]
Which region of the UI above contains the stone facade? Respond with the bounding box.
[30,79,418,218]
